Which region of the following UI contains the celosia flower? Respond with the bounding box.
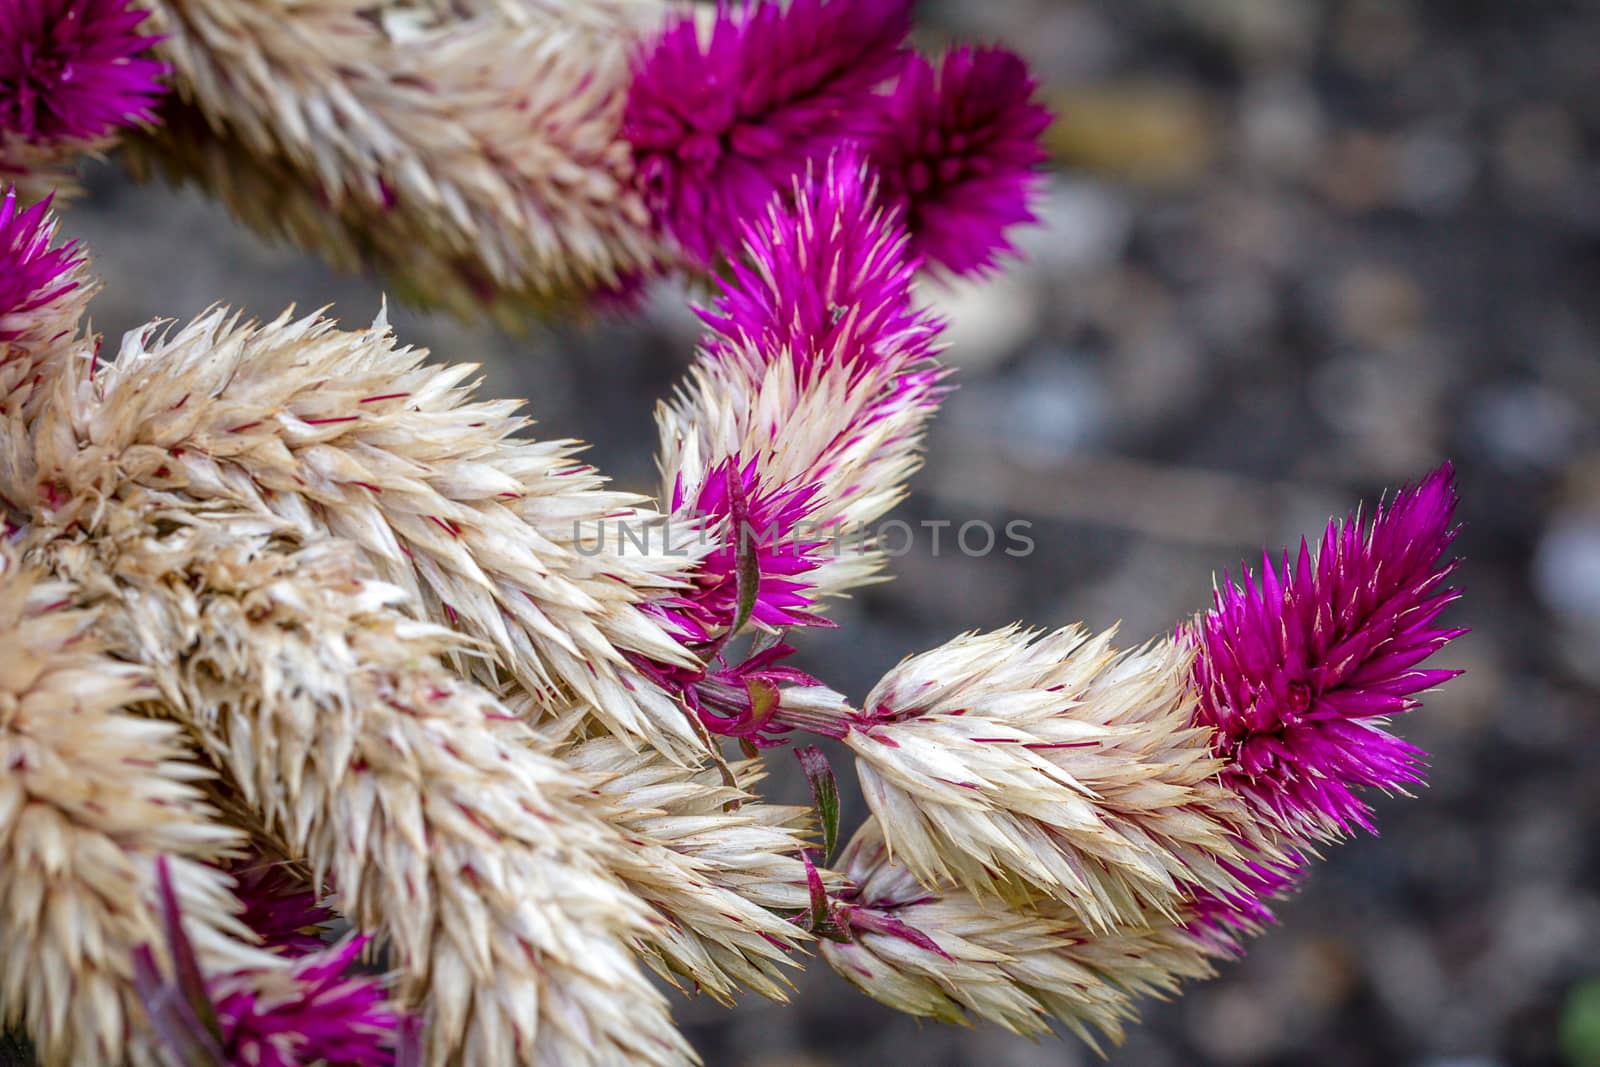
[128,0,668,319]
[563,737,816,1003]
[624,0,912,265]
[865,47,1052,276]
[659,457,833,641]
[0,552,263,1065]
[228,857,334,957]
[0,0,166,145]
[658,151,948,581]
[843,627,1265,929]
[648,154,946,743]
[1189,463,1465,842]
[820,819,1224,1049]
[212,936,402,1067]
[0,187,85,342]
[697,151,942,386]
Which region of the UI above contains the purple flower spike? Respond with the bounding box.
[1190,463,1467,842]
[0,186,84,339]
[702,148,943,387]
[0,0,168,145]
[625,0,912,265]
[866,47,1052,277]
[213,936,404,1067]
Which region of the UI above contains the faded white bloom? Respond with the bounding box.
[128,0,675,320]
[845,626,1271,928]
[564,737,816,1004]
[820,818,1223,1050]
[37,515,694,1066]
[0,544,270,1065]
[23,305,709,758]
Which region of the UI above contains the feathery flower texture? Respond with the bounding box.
[865,47,1053,276]
[0,46,1466,1058]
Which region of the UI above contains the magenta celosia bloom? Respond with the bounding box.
[0,187,83,338]
[0,0,167,145]
[624,0,912,265]
[1190,463,1466,842]
[663,457,834,642]
[228,859,335,958]
[213,936,403,1067]
[865,47,1052,277]
[700,150,943,385]
[641,459,835,744]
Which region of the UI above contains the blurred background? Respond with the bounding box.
[63,0,1599,1064]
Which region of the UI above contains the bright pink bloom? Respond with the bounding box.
[624,0,912,265]
[865,47,1051,277]
[662,457,834,642]
[0,0,167,144]
[1190,463,1466,842]
[213,936,403,1067]
[699,148,943,387]
[0,187,83,338]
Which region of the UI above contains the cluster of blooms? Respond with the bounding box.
[1,0,1048,319]
[0,2,1470,1064]
[0,144,1465,1063]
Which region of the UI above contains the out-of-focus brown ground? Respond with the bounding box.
[64,1,1600,1065]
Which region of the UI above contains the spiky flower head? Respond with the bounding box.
[624,0,912,265]
[819,819,1224,1050]
[865,47,1051,277]
[0,546,266,1064]
[648,152,946,742]
[1188,462,1465,842]
[0,187,90,355]
[0,0,166,145]
[844,626,1265,928]
[659,456,833,642]
[24,301,707,757]
[128,0,668,320]
[563,737,816,1004]
[211,936,403,1067]
[659,151,947,607]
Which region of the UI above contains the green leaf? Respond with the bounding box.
[795,745,840,860]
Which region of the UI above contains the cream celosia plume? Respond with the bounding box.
[0,544,269,1065]
[845,627,1275,928]
[819,818,1223,1050]
[24,305,709,758]
[563,737,816,1004]
[125,0,673,320]
[36,515,693,1066]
